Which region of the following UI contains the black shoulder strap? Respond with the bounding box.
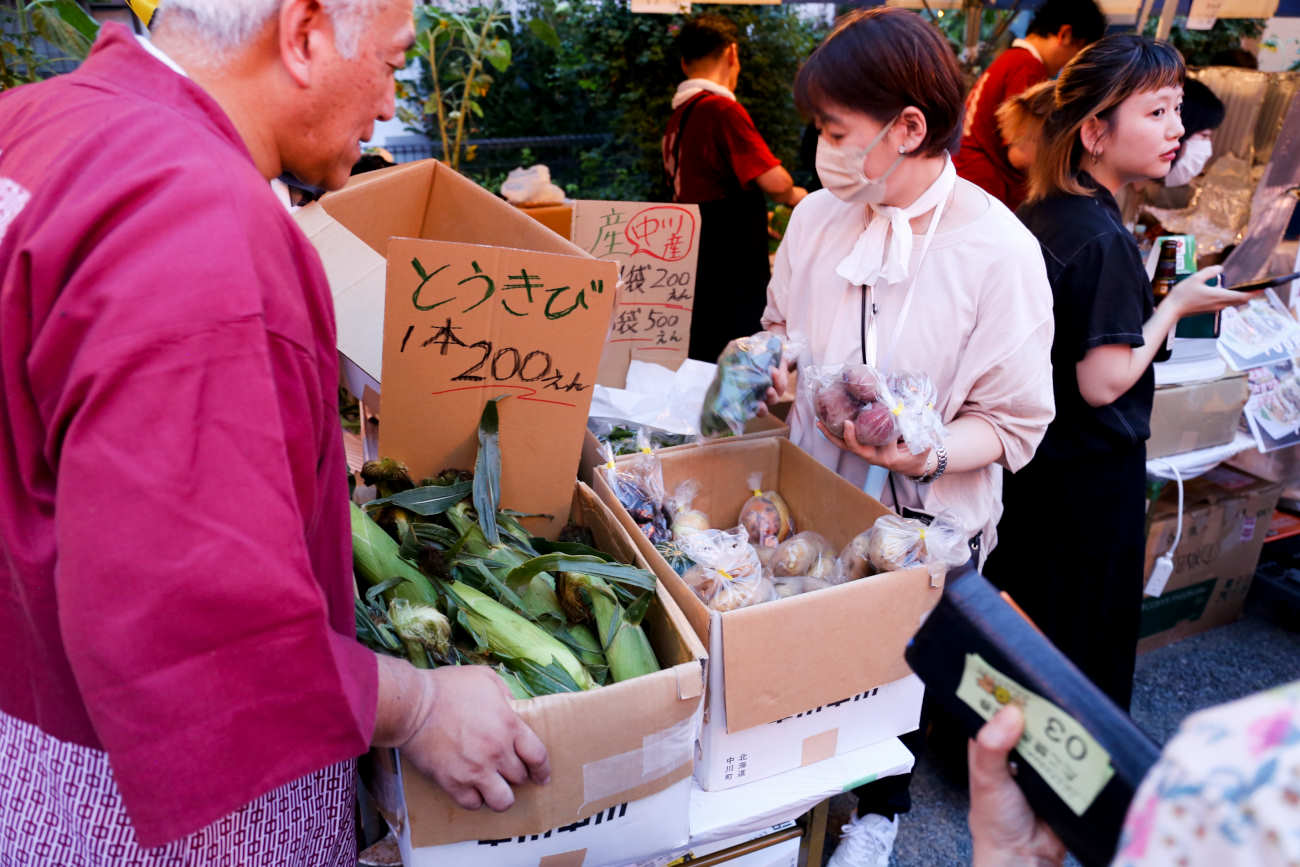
[668,92,710,192]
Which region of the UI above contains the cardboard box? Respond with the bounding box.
[368,482,708,854]
[1147,372,1249,459]
[1228,442,1300,484]
[1140,466,1283,651]
[297,160,618,537]
[595,437,941,783]
[391,775,694,867]
[517,202,574,241]
[579,413,789,488]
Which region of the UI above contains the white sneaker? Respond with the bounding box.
[826,812,898,867]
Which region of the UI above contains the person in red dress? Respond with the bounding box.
[954,0,1107,211]
[0,1,548,863]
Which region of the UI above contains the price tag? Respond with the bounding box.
[572,201,700,386]
[956,653,1115,816]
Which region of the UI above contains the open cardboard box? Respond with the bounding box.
[368,482,707,855]
[296,160,618,537]
[594,437,942,786]
[578,413,789,488]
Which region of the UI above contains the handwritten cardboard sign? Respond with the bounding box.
[381,238,617,533]
[572,200,701,387]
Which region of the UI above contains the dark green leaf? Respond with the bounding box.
[462,558,532,616]
[364,480,472,516]
[528,18,562,52]
[411,522,460,549]
[623,590,654,627]
[530,537,616,562]
[473,397,505,545]
[365,576,406,606]
[503,656,585,695]
[506,554,656,594]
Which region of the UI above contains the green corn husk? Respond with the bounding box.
[447,581,597,691]
[350,501,439,607]
[447,502,609,681]
[496,665,532,700]
[558,572,660,683]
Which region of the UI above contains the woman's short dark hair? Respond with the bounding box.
[1028,34,1185,202]
[676,14,738,65]
[794,8,965,157]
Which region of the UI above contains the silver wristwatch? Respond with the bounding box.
[914,443,948,484]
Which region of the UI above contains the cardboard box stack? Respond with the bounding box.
[596,436,943,790]
[298,161,708,865]
[1147,371,1249,459]
[1141,465,1282,651]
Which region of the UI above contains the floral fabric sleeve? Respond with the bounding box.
[1113,681,1300,867]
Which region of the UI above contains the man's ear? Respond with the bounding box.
[279,0,326,88]
[728,42,739,66]
[1056,24,1074,46]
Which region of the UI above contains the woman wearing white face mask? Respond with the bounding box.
[1163,78,1223,188]
[759,9,1056,867]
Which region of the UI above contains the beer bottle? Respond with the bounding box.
[1152,240,1179,304]
[1153,239,1179,361]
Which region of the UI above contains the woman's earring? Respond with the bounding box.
[898,145,907,155]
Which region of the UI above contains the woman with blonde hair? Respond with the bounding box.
[983,34,1254,710]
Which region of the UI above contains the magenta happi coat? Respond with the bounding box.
[0,23,376,855]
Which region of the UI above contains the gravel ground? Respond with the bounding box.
[816,600,1300,866]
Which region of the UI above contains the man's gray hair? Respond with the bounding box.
[154,0,381,59]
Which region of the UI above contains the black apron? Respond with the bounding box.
[669,94,772,363]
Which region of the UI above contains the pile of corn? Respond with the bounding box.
[351,403,662,698]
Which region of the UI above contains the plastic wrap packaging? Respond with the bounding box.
[678,527,777,611]
[803,363,945,455]
[666,480,710,538]
[738,472,794,549]
[699,331,793,438]
[587,417,692,455]
[499,164,565,205]
[597,438,671,545]
[837,529,874,581]
[864,512,971,579]
[770,531,839,581]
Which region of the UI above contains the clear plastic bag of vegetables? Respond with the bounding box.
[860,512,970,580]
[597,436,671,545]
[886,371,946,456]
[738,472,794,549]
[802,363,946,455]
[699,331,789,438]
[666,479,710,538]
[770,531,839,581]
[678,527,776,611]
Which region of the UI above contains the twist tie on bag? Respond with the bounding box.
[718,570,733,582]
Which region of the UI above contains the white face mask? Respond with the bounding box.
[1165,136,1214,187]
[815,116,906,205]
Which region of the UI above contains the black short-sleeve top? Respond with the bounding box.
[1016,176,1154,458]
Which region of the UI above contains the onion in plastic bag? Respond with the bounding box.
[738,471,794,547]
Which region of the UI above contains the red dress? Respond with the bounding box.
[953,44,1048,211]
[0,24,376,856]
